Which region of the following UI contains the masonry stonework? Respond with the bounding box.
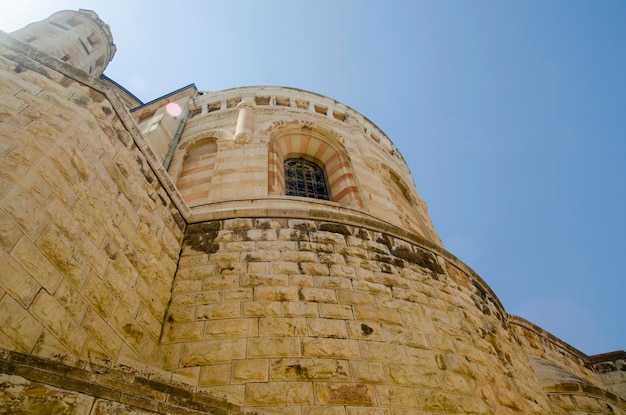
[0,10,624,415]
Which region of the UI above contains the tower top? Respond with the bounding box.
[10,9,116,76]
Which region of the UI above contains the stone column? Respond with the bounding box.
[234,101,255,143]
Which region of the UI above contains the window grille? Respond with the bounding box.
[284,158,330,200]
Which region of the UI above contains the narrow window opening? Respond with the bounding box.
[284,158,330,200]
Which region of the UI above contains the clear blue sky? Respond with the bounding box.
[3,1,625,355]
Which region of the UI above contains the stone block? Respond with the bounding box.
[346,321,384,341]
[300,288,336,303]
[247,337,301,358]
[82,307,123,359]
[375,385,418,408]
[245,381,313,405]
[243,301,282,317]
[282,301,318,318]
[315,276,352,291]
[259,318,307,337]
[318,303,354,320]
[180,338,246,365]
[360,341,406,364]
[302,338,361,359]
[307,318,348,338]
[81,274,115,319]
[30,290,88,355]
[271,358,350,381]
[0,294,43,352]
[254,286,299,301]
[242,273,288,287]
[223,288,253,301]
[354,307,402,326]
[233,359,269,383]
[337,291,377,307]
[198,363,231,386]
[270,261,300,275]
[349,361,386,383]
[196,302,241,320]
[204,318,258,338]
[0,209,22,251]
[282,251,318,262]
[300,262,329,276]
[0,248,41,307]
[315,382,376,406]
[161,320,204,343]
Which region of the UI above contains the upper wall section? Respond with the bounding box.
[148,86,442,246]
[10,9,116,76]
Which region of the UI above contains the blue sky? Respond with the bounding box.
[2,1,625,355]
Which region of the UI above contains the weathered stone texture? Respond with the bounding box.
[167,218,555,413]
[0,42,183,367]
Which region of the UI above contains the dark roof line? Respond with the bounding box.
[129,83,197,112]
[99,74,143,105]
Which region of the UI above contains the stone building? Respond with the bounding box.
[0,9,624,415]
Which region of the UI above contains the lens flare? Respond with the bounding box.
[165,102,182,117]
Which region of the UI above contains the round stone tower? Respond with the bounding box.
[149,86,553,413]
[10,9,115,75]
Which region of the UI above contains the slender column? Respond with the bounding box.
[234,101,255,143]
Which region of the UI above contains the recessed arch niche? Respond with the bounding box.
[268,123,362,208]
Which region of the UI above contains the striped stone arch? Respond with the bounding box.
[168,130,231,206]
[267,122,362,208]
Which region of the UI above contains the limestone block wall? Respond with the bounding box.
[0,36,184,367]
[510,318,626,414]
[163,216,554,414]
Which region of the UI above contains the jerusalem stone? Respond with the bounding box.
[82,308,123,359]
[346,321,384,341]
[243,301,282,317]
[318,303,354,320]
[198,363,231,386]
[196,302,241,320]
[254,286,298,301]
[349,360,386,383]
[0,249,41,306]
[0,294,43,352]
[354,307,402,326]
[315,382,375,406]
[259,318,307,337]
[81,275,115,319]
[375,385,418,408]
[0,373,95,414]
[0,209,22,251]
[302,338,361,359]
[245,381,313,405]
[162,321,204,343]
[247,337,301,358]
[307,318,348,338]
[299,262,329,276]
[271,358,350,381]
[204,318,258,338]
[30,291,88,355]
[228,359,268,384]
[299,288,336,303]
[1,19,622,414]
[181,339,246,366]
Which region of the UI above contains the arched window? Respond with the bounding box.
[284,158,330,200]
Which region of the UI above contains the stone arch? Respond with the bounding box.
[169,134,221,206]
[267,123,362,207]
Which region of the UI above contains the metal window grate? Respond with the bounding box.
[284,158,330,200]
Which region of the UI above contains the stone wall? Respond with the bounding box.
[0,35,184,367]
[164,216,554,413]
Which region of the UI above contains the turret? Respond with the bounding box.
[10,9,115,75]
